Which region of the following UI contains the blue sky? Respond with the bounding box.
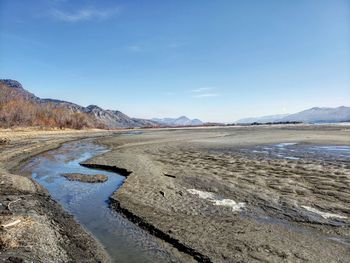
[0,0,349,122]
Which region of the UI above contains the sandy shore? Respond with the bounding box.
[84,125,350,263]
[0,129,113,263]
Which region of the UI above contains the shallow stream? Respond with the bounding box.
[19,140,176,263]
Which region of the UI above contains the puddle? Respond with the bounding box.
[121,131,144,136]
[242,143,350,161]
[300,206,347,220]
[19,141,176,263]
[275,142,298,148]
[251,212,349,246]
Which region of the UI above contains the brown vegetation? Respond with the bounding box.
[0,83,105,129]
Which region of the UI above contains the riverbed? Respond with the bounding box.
[19,140,178,263]
[85,126,350,262]
[8,126,350,262]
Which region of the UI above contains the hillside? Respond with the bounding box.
[0,80,103,129]
[84,105,158,128]
[0,79,158,129]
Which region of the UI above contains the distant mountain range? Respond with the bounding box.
[236,106,350,124]
[152,116,203,126]
[236,114,290,124]
[0,79,202,129]
[2,79,348,128]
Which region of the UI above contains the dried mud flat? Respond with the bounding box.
[0,129,113,263]
[84,125,350,263]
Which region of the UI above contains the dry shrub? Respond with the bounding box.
[0,83,106,129]
[0,99,103,129]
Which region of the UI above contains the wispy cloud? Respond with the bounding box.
[52,7,120,22]
[127,45,142,52]
[189,87,220,98]
[191,87,213,93]
[193,93,219,98]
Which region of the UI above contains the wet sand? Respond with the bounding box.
[85,125,350,263]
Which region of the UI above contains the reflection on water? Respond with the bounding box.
[20,141,175,263]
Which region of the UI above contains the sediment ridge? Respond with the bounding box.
[80,163,133,177]
[80,161,211,261]
[110,197,212,263]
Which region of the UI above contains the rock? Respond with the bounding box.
[0,138,10,145]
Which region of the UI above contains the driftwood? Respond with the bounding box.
[1,219,21,229]
[163,173,176,178]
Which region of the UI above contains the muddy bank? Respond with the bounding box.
[86,125,350,263]
[62,173,108,183]
[110,199,211,263]
[0,129,113,263]
[80,163,133,177]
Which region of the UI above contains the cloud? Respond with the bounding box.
[191,87,213,93]
[52,7,120,22]
[127,45,142,52]
[189,87,220,98]
[193,93,220,98]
